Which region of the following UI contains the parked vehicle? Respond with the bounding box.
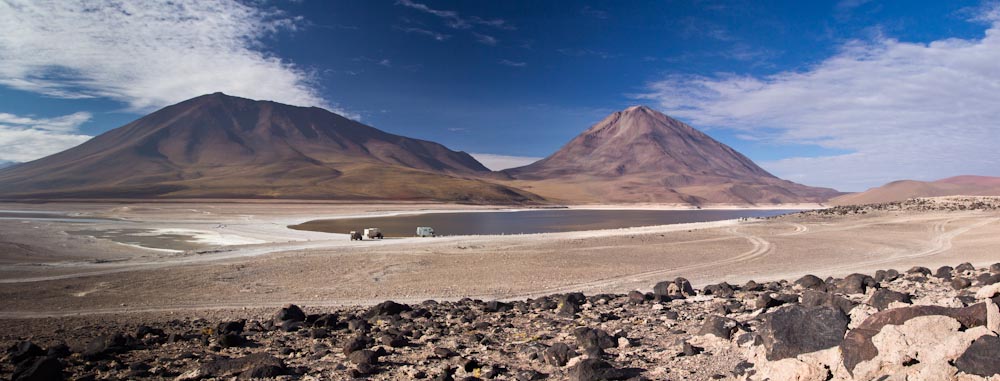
[350,231,363,241]
[364,227,384,239]
[416,226,435,237]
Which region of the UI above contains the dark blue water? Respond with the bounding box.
[291,209,797,237]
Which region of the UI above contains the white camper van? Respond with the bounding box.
[364,228,383,239]
[416,226,435,237]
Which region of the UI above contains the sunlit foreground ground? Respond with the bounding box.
[0,200,997,317]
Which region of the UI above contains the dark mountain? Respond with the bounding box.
[503,106,840,204]
[0,93,541,203]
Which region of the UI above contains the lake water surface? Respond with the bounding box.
[291,209,798,237]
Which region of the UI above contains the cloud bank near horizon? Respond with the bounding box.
[639,9,1000,191]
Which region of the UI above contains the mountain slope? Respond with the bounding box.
[503,106,840,204]
[832,175,1000,205]
[0,93,542,203]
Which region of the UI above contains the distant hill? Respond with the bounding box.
[832,175,1000,205]
[503,106,841,204]
[0,93,542,203]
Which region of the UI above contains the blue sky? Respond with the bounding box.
[2,0,999,191]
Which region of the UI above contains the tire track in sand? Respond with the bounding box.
[821,217,998,274]
[508,226,773,298]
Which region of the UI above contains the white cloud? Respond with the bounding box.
[499,60,527,68]
[0,112,93,162]
[395,26,451,41]
[638,14,1000,191]
[470,153,542,171]
[0,0,345,115]
[474,33,498,46]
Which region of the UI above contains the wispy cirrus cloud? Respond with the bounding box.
[395,0,514,30]
[474,33,498,46]
[395,26,451,41]
[0,112,93,162]
[0,0,346,115]
[499,60,527,68]
[637,8,1000,191]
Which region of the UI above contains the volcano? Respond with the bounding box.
[503,106,840,204]
[0,93,541,203]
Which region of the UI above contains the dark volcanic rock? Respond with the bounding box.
[955,334,1000,377]
[801,290,855,315]
[484,300,512,313]
[934,266,954,279]
[543,343,575,367]
[867,289,912,311]
[7,341,44,364]
[698,315,739,340]
[793,275,826,291]
[343,335,372,354]
[627,291,646,304]
[906,266,931,276]
[274,304,306,322]
[759,306,849,361]
[573,327,616,356]
[348,349,379,366]
[199,353,286,379]
[11,355,64,381]
[703,282,735,298]
[836,273,877,295]
[653,277,694,298]
[568,359,638,381]
[366,300,412,318]
[951,277,972,290]
[955,262,975,273]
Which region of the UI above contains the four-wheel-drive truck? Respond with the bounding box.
[349,231,363,241]
[364,228,384,239]
[416,226,435,237]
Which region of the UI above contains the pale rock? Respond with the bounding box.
[986,298,1000,333]
[851,316,984,380]
[975,284,1000,299]
[849,304,878,330]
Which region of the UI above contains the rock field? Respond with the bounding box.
[5,261,1000,380]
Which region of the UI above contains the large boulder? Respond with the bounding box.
[703,282,735,298]
[835,273,877,295]
[955,334,1000,377]
[698,315,740,340]
[758,305,849,361]
[793,275,826,291]
[274,304,306,323]
[653,277,694,299]
[801,290,855,315]
[840,303,988,374]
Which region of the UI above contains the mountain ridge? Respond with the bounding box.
[0,93,542,203]
[832,175,1000,205]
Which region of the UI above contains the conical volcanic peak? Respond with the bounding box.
[503,106,839,204]
[0,93,540,203]
[508,105,774,182]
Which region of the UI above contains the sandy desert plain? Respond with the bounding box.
[3,197,1000,380]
